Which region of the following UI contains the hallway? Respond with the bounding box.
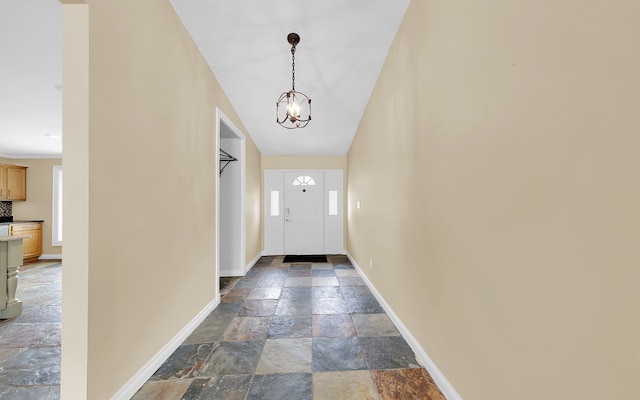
[133,255,445,399]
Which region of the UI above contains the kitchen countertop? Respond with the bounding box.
[0,220,44,226]
[0,235,31,242]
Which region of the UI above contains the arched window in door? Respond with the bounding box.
[292,175,316,186]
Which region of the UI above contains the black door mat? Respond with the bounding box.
[283,254,328,263]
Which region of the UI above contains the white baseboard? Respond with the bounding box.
[220,268,243,277]
[38,254,62,260]
[111,297,220,400]
[220,253,262,277]
[346,251,462,400]
[245,252,262,273]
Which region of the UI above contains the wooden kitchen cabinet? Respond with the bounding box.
[10,222,42,263]
[0,164,27,201]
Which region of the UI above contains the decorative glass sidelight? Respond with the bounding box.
[329,190,338,216]
[270,191,280,216]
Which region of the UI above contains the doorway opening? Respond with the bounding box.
[216,109,246,287]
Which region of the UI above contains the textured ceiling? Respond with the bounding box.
[0,0,409,158]
[170,0,410,156]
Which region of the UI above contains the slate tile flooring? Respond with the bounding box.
[134,255,445,400]
[0,260,62,400]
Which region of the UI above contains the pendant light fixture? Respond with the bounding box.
[276,33,312,129]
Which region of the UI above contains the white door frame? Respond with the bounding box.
[216,108,246,287]
[264,169,344,255]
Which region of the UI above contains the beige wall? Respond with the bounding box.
[347,1,640,399]
[2,158,63,257]
[61,4,89,398]
[262,155,346,171]
[245,139,262,265]
[62,1,260,398]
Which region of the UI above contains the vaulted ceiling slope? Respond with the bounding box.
[169,0,410,156]
[0,1,409,158]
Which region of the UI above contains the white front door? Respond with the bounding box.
[284,171,324,254]
[264,169,343,256]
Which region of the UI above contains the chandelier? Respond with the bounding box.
[276,33,312,129]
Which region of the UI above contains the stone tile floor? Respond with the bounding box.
[0,260,62,400]
[133,255,445,400]
[0,257,446,399]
